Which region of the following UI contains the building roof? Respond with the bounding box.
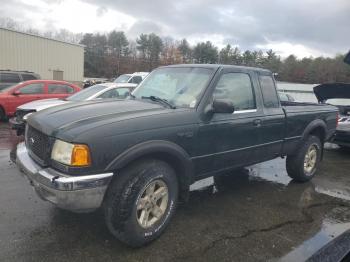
[0,27,84,48]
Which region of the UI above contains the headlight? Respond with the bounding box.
[23,112,33,121]
[51,139,91,166]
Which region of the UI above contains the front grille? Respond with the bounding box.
[26,125,51,164]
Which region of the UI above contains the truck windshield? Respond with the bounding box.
[132,67,213,108]
[114,74,131,83]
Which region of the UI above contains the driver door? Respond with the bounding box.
[194,70,264,176]
[7,82,45,115]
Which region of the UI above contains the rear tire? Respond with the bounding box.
[103,159,178,247]
[286,135,322,182]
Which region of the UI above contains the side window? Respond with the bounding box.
[18,83,44,94]
[259,75,279,108]
[97,89,120,99]
[1,73,20,83]
[21,74,37,81]
[117,88,130,98]
[278,92,288,102]
[213,73,256,111]
[130,76,143,84]
[48,84,74,94]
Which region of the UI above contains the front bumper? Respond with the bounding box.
[16,142,113,212]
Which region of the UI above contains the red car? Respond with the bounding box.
[0,80,80,120]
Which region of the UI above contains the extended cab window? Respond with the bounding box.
[259,75,279,108]
[18,83,44,94]
[213,73,256,111]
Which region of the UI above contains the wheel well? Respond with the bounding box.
[116,152,192,200]
[309,126,326,143]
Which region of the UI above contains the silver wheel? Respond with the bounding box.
[136,179,169,229]
[304,144,318,174]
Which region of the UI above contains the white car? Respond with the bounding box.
[114,72,149,86]
[10,83,134,135]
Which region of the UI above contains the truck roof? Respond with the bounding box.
[161,64,272,74]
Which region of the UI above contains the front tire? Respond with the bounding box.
[286,135,322,182]
[103,159,178,247]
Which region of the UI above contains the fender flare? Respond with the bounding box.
[301,119,327,159]
[105,140,194,194]
[301,119,327,141]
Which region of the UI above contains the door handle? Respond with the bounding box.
[253,119,262,127]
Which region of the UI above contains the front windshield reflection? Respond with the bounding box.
[132,67,213,108]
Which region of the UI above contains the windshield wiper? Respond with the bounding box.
[141,96,176,109]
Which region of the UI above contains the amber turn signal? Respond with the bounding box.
[71,144,91,166]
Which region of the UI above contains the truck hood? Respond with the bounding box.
[313,83,350,102]
[18,98,69,111]
[28,99,172,138]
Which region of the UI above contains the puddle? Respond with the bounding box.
[190,157,350,203]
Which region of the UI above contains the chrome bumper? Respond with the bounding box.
[16,142,113,212]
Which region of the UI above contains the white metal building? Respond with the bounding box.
[0,28,84,85]
[277,82,318,103]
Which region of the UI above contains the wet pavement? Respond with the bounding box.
[0,122,350,261]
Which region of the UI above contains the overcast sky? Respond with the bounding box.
[1,0,349,58]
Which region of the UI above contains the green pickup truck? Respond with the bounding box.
[16,64,338,246]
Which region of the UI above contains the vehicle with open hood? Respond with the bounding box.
[313,51,350,148]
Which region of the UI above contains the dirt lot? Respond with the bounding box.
[0,122,349,262]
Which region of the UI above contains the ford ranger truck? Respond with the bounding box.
[15,65,338,247]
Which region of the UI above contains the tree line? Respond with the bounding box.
[1,18,349,83]
[80,31,350,84]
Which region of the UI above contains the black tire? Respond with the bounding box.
[0,107,7,122]
[103,159,178,247]
[286,135,322,182]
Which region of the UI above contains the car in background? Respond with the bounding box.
[278,92,295,102]
[83,78,109,88]
[0,80,80,121]
[113,72,149,86]
[0,70,40,91]
[314,83,350,148]
[11,83,133,135]
[313,51,350,148]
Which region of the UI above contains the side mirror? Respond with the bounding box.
[212,99,234,114]
[13,90,21,96]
